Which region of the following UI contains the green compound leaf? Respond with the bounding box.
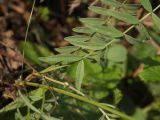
[125,35,141,44]
[101,0,121,7]
[123,4,141,11]
[140,0,152,12]
[64,35,91,42]
[106,9,139,24]
[89,6,139,24]
[139,66,160,81]
[75,60,84,90]
[89,6,109,16]
[39,54,82,64]
[107,44,127,62]
[87,24,123,38]
[152,13,160,31]
[28,88,47,101]
[132,43,156,60]
[69,41,106,50]
[114,89,122,105]
[73,27,94,34]
[139,24,150,40]
[55,46,79,53]
[79,18,105,25]
[40,65,68,74]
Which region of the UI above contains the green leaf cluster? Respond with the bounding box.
[3,0,160,120]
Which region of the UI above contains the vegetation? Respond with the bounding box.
[0,0,160,120]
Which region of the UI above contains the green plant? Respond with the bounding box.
[1,0,160,120]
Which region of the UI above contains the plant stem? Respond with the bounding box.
[21,81,134,120]
[21,0,36,73]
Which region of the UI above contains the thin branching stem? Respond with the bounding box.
[20,81,134,120]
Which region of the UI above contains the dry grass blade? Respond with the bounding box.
[68,0,81,14]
